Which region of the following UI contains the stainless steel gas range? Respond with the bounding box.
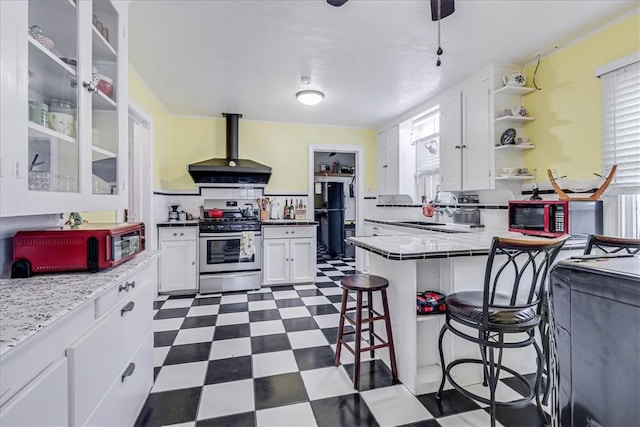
[198,199,262,294]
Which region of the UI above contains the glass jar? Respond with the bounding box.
[49,99,75,117]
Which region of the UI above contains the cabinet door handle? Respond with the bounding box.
[454,145,461,149]
[120,301,135,316]
[82,80,97,93]
[461,144,467,149]
[382,165,388,168]
[290,258,294,261]
[192,261,196,265]
[180,232,184,236]
[285,258,289,261]
[121,363,135,382]
[291,231,295,234]
[118,283,127,292]
[285,231,289,234]
[126,281,136,291]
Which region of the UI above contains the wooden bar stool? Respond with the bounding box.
[334,274,398,390]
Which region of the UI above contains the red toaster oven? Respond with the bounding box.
[11,222,145,278]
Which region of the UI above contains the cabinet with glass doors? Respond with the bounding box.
[0,0,128,217]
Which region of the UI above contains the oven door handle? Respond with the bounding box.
[199,232,262,239]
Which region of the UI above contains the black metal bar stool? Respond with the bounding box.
[334,274,398,390]
[436,235,569,427]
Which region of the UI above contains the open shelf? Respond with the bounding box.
[494,144,535,151]
[494,86,535,96]
[314,172,354,177]
[494,116,535,123]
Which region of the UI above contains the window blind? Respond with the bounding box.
[412,111,440,175]
[600,60,640,193]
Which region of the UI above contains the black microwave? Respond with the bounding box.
[508,200,603,239]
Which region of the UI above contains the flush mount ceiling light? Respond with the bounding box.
[296,76,324,106]
[296,90,324,105]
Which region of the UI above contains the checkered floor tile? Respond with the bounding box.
[136,258,548,427]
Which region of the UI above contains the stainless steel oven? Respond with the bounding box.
[198,199,263,294]
[199,232,262,273]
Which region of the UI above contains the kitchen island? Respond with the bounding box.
[348,222,583,395]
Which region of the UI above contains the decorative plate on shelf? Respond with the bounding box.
[500,128,517,145]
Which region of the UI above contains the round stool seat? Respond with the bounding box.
[340,274,389,291]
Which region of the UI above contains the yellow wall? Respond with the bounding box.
[164,116,376,192]
[523,13,640,179]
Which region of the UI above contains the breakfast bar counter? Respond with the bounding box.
[347,224,582,395]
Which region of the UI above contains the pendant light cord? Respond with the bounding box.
[436,0,442,66]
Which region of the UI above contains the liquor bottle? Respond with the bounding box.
[289,198,295,218]
[284,199,289,219]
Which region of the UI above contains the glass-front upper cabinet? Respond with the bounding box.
[27,0,80,195]
[0,0,128,217]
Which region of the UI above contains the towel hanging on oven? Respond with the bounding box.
[239,231,255,258]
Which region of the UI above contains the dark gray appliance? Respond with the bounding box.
[550,256,640,427]
[188,113,272,185]
[327,182,345,257]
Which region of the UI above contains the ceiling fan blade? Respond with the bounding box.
[430,0,455,21]
[327,0,349,7]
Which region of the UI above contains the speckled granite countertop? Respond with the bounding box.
[351,219,585,260]
[262,220,318,226]
[0,251,159,356]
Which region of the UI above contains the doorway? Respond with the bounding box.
[308,145,364,262]
[127,101,155,250]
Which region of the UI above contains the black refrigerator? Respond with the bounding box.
[327,182,345,257]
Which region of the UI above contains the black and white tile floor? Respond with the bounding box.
[136,258,549,427]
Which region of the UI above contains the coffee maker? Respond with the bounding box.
[168,204,179,222]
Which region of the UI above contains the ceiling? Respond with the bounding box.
[128,0,638,129]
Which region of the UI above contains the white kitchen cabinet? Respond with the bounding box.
[0,257,156,427]
[440,73,492,192]
[0,358,68,427]
[67,259,155,426]
[0,0,129,217]
[376,125,400,195]
[158,227,198,293]
[263,226,316,286]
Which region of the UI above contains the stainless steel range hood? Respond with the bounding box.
[188,113,272,186]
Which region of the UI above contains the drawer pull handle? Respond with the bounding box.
[126,281,136,291]
[121,363,135,382]
[118,283,127,292]
[180,232,184,236]
[285,231,289,234]
[121,301,135,316]
[173,232,177,236]
[291,231,295,234]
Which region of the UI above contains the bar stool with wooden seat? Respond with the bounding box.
[334,274,398,390]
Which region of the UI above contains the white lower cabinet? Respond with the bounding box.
[0,257,156,427]
[84,332,153,427]
[67,276,153,426]
[158,227,198,293]
[263,226,316,285]
[0,358,68,427]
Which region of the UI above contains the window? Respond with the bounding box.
[412,106,440,202]
[598,57,640,193]
[597,54,640,237]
